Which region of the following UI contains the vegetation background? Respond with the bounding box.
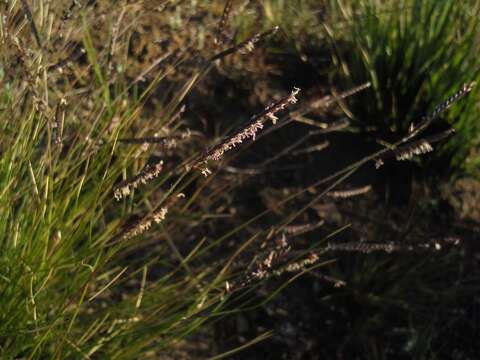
[0,0,479,359]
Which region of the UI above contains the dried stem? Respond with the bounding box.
[209,27,279,63]
[107,7,126,74]
[214,0,234,46]
[20,0,42,49]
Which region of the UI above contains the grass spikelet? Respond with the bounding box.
[192,87,300,175]
[249,235,291,279]
[283,220,325,237]
[405,82,476,142]
[325,242,399,253]
[238,26,278,55]
[323,239,461,254]
[328,185,372,199]
[114,161,164,200]
[272,252,320,276]
[375,129,456,168]
[395,140,433,161]
[53,98,67,147]
[226,235,291,292]
[263,87,301,124]
[118,193,185,242]
[238,27,280,54]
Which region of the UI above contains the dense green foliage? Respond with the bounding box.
[326,0,480,174]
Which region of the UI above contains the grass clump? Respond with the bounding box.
[0,1,340,357]
[326,0,480,175]
[1,1,479,359]
[0,2,255,358]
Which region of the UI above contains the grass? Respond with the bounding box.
[0,2,230,357]
[325,0,480,176]
[1,1,479,359]
[0,1,339,357]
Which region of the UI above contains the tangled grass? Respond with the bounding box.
[0,1,478,359]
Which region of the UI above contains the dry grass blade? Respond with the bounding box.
[207,331,273,360]
[209,26,279,63]
[292,141,330,156]
[259,131,316,167]
[308,82,372,110]
[132,51,176,84]
[47,44,87,72]
[88,267,128,302]
[214,0,234,46]
[20,0,42,49]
